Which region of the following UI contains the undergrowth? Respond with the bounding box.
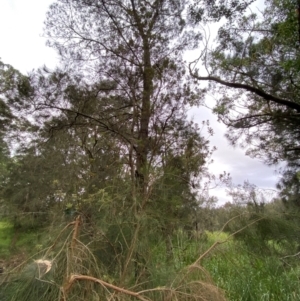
[171,229,300,301]
[0,217,226,301]
[0,222,13,257]
[2,219,300,300]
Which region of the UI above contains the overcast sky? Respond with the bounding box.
[0,0,279,204]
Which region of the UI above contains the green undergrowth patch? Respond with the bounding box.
[0,221,14,257]
[204,249,300,300]
[0,221,46,261]
[201,232,300,301]
[14,229,44,251]
[162,230,300,300]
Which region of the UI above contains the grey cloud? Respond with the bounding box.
[189,105,279,204]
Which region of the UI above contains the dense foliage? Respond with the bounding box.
[1,0,300,300]
[191,0,300,206]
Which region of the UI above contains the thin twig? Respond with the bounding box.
[280,251,300,260]
[193,217,264,265]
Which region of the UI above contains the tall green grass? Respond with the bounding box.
[0,221,45,259]
[170,230,300,301]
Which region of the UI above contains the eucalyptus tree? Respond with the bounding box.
[27,1,220,285]
[38,0,208,205]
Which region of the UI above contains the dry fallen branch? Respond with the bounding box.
[63,274,150,301]
[71,215,81,250]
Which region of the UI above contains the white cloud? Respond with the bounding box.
[189,104,279,203]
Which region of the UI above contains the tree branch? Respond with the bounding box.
[63,274,150,301]
[189,67,300,113]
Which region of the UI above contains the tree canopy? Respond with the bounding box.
[190,0,300,204]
